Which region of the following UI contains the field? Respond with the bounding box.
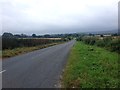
[62,41,119,88]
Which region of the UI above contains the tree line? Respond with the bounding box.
[1,32,80,38]
[1,32,68,50]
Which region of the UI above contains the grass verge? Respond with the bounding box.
[62,41,119,88]
[2,42,61,58]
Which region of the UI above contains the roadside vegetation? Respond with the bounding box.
[0,51,2,58]
[1,32,74,58]
[62,41,119,88]
[76,36,120,53]
[2,43,60,58]
[2,37,66,50]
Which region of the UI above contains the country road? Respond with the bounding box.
[2,40,75,88]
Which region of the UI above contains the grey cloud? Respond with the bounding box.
[1,0,118,35]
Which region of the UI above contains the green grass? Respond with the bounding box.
[2,43,60,58]
[62,41,119,88]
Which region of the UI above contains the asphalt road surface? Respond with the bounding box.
[2,40,75,88]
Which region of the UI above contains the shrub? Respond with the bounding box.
[81,37,97,45]
[80,36,120,53]
[108,39,120,53]
[2,38,63,50]
[96,39,106,47]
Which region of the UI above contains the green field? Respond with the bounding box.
[62,41,119,88]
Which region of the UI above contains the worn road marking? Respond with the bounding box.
[0,70,6,73]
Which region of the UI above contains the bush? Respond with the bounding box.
[2,38,63,50]
[81,37,96,45]
[108,39,120,53]
[76,37,82,41]
[79,36,120,53]
[96,39,106,47]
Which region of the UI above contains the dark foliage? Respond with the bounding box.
[2,38,64,50]
[2,32,14,38]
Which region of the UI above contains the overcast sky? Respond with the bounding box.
[0,0,119,35]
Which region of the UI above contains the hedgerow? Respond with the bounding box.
[76,36,120,53]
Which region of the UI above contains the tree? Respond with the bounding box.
[21,34,27,38]
[2,32,14,38]
[32,34,37,38]
[14,34,21,38]
[44,34,50,38]
[100,34,104,37]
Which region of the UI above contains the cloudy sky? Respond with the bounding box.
[0,0,119,35]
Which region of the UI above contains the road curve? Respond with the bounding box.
[2,40,75,88]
